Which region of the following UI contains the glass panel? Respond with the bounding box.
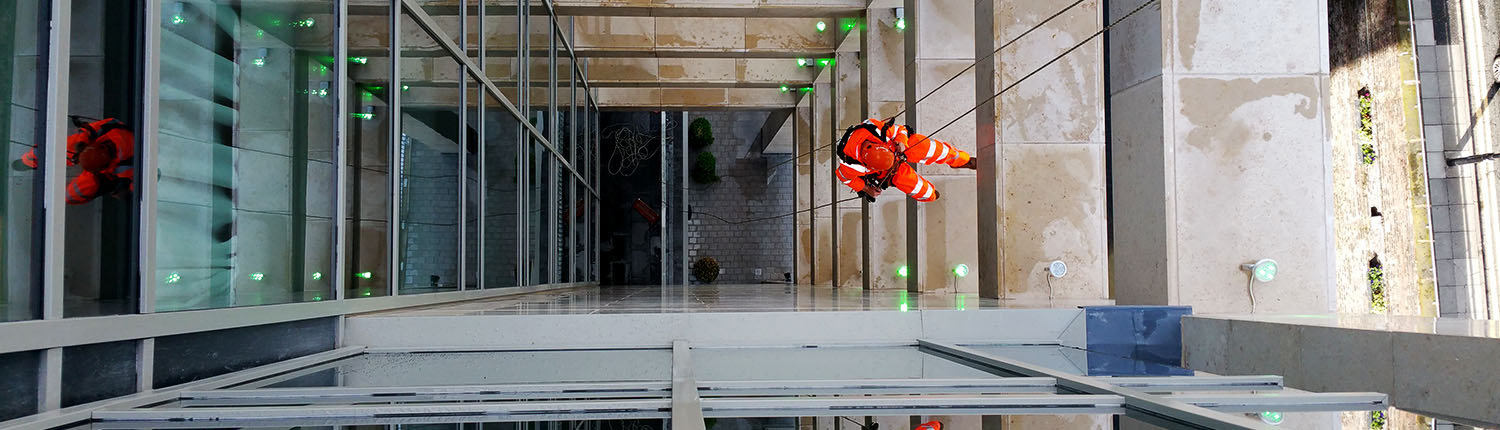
[249,350,672,388]
[464,76,479,289]
[483,0,520,103]
[155,0,337,311]
[525,5,549,117]
[0,0,46,322]
[482,89,519,288]
[574,178,585,282]
[62,0,146,317]
[693,347,1000,381]
[555,155,567,282]
[0,350,40,421]
[532,137,551,284]
[398,14,462,294]
[61,340,137,407]
[966,345,1195,377]
[154,317,335,388]
[346,0,392,299]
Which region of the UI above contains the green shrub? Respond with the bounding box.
[691,151,721,184]
[689,117,714,150]
[1369,266,1387,313]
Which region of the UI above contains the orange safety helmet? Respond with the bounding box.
[915,421,942,430]
[860,140,898,173]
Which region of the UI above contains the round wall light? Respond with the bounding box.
[1242,259,1278,282]
[1048,260,1068,278]
[953,264,969,277]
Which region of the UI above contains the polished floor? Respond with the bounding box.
[375,284,1115,316]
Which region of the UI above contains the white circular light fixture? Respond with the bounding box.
[1242,259,1278,282]
[1048,260,1067,278]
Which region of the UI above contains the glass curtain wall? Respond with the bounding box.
[155,0,338,311]
[0,0,602,420]
[345,0,393,299]
[0,0,47,322]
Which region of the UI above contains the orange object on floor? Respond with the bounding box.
[915,421,942,430]
[834,117,973,203]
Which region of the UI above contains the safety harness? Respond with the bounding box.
[836,117,906,201]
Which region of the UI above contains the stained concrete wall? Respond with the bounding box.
[789,0,1111,298]
[1108,0,1335,314]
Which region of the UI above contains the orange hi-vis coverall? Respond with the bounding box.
[835,117,972,202]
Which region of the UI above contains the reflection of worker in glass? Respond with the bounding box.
[16,116,135,204]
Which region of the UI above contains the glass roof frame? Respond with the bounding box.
[84,340,1386,430]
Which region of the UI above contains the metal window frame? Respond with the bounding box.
[50,341,1389,429]
[6,0,602,423]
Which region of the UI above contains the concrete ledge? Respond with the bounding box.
[1182,314,1500,427]
[345,309,1087,349]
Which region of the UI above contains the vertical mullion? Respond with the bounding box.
[42,0,72,322]
[859,10,870,291]
[902,0,919,294]
[680,111,687,286]
[388,3,402,296]
[829,71,838,289]
[515,0,527,286]
[40,0,72,409]
[458,76,468,290]
[660,112,667,287]
[791,108,798,285]
[548,17,558,285]
[333,0,349,300]
[477,81,486,289]
[137,0,164,397]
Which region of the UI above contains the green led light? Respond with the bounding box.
[357,271,373,279]
[350,56,368,64]
[361,289,373,296]
[780,85,790,93]
[251,57,266,67]
[844,21,855,31]
[1255,261,1277,282]
[897,265,909,278]
[895,18,906,31]
[956,294,966,311]
[899,291,910,312]
[256,29,264,38]
[818,58,833,67]
[401,85,410,91]
[350,112,375,120]
[270,18,282,26]
[1259,411,1284,425]
[796,58,808,67]
[368,85,384,91]
[800,87,813,92]
[165,272,181,284]
[171,15,185,25]
[313,296,323,301]
[953,264,969,277]
[815,21,826,32]
[312,272,323,280]
[249,272,265,281]
[291,18,315,28]
[362,91,374,101]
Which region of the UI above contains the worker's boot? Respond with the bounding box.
[958,157,977,170]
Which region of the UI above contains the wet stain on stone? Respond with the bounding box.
[1177,0,1202,70]
[1178,77,1318,161]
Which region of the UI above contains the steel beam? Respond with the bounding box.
[700,394,1127,417]
[671,340,707,430]
[919,340,1272,429]
[1105,375,1284,392]
[178,382,674,406]
[696,378,1058,396]
[93,400,673,422]
[1164,392,1388,413]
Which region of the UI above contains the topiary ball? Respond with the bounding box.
[692,257,720,283]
